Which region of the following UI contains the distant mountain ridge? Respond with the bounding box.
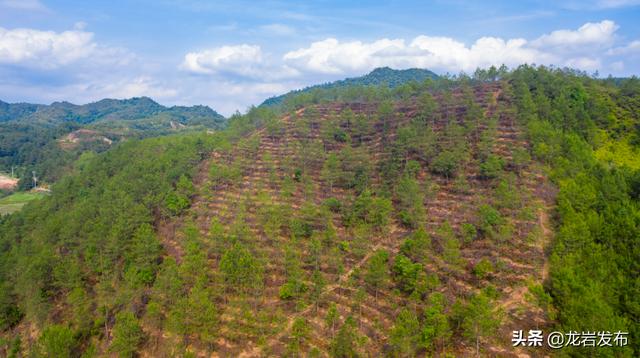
[0,97,226,128]
[0,97,226,189]
[261,67,439,107]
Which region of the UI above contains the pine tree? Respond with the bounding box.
[37,325,76,357]
[330,316,359,358]
[377,100,395,145]
[389,308,421,356]
[321,153,341,193]
[364,250,389,299]
[417,92,439,127]
[310,269,325,312]
[460,291,501,356]
[143,301,163,349]
[287,317,310,357]
[279,244,306,301]
[219,241,262,295]
[422,292,451,352]
[168,281,218,346]
[111,311,144,358]
[325,303,339,338]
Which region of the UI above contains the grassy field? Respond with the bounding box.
[0,191,47,216]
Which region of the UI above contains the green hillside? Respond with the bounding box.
[0,97,225,127]
[0,98,226,190]
[261,67,439,107]
[0,66,638,357]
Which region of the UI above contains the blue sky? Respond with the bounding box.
[1,0,640,115]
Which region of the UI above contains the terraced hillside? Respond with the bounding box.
[152,81,555,357]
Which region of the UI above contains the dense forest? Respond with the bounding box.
[0,66,638,356]
[0,97,226,190]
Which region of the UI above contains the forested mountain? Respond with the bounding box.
[0,66,639,357]
[0,97,225,127]
[261,67,439,107]
[0,98,226,190]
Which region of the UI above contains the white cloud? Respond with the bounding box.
[284,38,412,74]
[282,36,543,74]
[181,44,263,76]
[281,20,621,75]
[0,27,95,68]
[0,26,132,69]
[181,44,298,80]
[411,36,549,72]
[0,0,47,11]
[607,40,640,55]
[531,20,618,50]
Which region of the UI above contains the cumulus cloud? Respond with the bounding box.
[282,36,543,74]
[531,20,618,50]
[181,44,263,75]
[0,27,95,68]
[0,26,132,69]
[284,38,410,74]
[181,44,298,80]
[281,20,623,75]
[411,36,549,72]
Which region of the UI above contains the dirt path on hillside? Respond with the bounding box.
[538,207,552,281]
[498,206,552,311]
[245,224,410,356]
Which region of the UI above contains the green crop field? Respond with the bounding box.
[0,192,47,216]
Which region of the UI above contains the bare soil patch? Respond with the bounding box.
[0,174,18,190]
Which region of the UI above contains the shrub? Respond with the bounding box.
[473,258,493,279]
[323,197,342,212]
[479,154,504,179]
[461,223,477,244]
[392,254,422,293]
[431,150,459,178]
[37,325,76,357]
[477,204,504,239]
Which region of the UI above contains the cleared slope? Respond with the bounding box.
[154,82,554,357]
